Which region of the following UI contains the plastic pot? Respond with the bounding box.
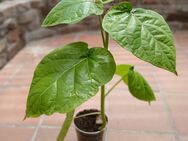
[74,109,107,141]
[75,125,106,141]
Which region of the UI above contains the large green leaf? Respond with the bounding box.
[128,69,156,102]
[115,64,155,102]
[42,0,104,27]
[25,42,116,118]
[103,2,177,74]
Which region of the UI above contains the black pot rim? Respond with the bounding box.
[74,123,107,135]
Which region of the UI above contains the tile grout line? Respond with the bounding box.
[1,123,188,136]
[161,92,180,141]
[0,124,36,129]
[151,68,161,95]
[108,128,176,135]
[2,63,25,86]
[152,69,180,141]
[31,116,44,141]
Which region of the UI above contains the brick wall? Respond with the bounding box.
[129,0,188,29]
[107,0,187,29]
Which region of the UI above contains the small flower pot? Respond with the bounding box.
[74,109,107,141]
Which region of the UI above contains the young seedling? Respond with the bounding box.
[25,0,177,141]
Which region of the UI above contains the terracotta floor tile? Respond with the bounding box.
[107,90,172,132]
[0,87,39,126]
[27,33,78,49]
[165,93,188,134]
[8,50,34,65]
[155,67,188,93]
[108,131,176,141]
[180,136,188,141]
[8,76,33,86]
[35,128,76,141]
[0,64,23,84]
[174,30,188,48]
[42,114,66,127]
[13,76,33,85]
[77,31,103,47]
[0,127,34,141]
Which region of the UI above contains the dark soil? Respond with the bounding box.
[74,109,102,132]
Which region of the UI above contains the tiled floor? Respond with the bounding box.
[0,30,188,141]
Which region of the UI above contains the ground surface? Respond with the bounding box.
[0,31,188,141]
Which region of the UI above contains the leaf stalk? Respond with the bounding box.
[105,77,124,97]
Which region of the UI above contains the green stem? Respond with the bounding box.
[100,85,106,130]
[57,110,75,141]
[105,77,124,97]
[98,16,106,47]
[98,15,109,130]
[104,31,109,49]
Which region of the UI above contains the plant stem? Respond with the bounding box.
[99,15,109,130]
[105,73,128,97]
[100,85,106,129]
[57,110,75,141]
[105,77,124,97]
[104,31,109,49]
[98,16,106,47]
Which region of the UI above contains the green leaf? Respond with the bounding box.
[115,64,155,102]
[115,64,133,84]
[111,2,133,13]
[103,2,177,74]
[57,110,75,141]
[42,0,104,27]
[128,69,156,102]
[25,42,116,118]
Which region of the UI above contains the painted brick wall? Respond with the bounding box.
[126,0,188,29]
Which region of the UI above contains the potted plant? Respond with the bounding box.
[24,0,177,141]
